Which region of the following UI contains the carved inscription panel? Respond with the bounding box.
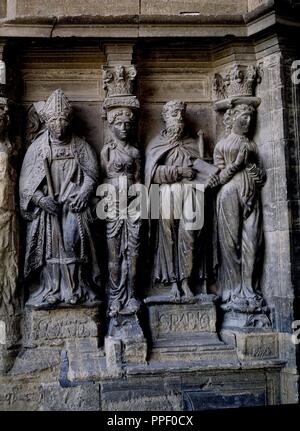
[149,302,216,340]
[23,306,100,347]
[236,333,279,360]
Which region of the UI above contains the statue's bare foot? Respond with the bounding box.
[181,280,194,299]
[170,283,181,300]
[67,294,79,305]
[46,294,60,305]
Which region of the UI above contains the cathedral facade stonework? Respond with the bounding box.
[0,0,300,411]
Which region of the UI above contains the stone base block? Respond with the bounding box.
[41,382,100,411]
[100,364,283,411]
[221,330,279,361]
[106,313,147,366]
[23,303,103,348]
[9,347,61,378]
[66,339,107,382]
[222,310,271,330]
[146,295,237,364]
[0,314,21,373]
[0,383,42,411]
[0,346,19,374]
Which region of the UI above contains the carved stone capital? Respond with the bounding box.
[102,64,140,118]
[213,64,262,109]
[103,65,137,98]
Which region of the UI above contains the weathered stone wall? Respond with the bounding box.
[4,0,251,18]
[20,44,106,153]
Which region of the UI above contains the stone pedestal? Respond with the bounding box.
[221,308,271,331]
[9,303,105,382]
[23,303,103,348]
[105,313,147,370]
[221,330,279,362]
[145,295,238,365]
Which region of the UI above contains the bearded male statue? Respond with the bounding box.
[145,100,219,300]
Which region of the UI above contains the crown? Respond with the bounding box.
[213,64,261,111]
[37,89,72,122]
[102,65,140,117]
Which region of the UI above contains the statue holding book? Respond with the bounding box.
[145,100,219,300]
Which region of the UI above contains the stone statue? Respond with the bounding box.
[101,65,141,318]
[213,64,270,328]
[145,100,219,300]
[19,89,101,307]
[0,99,19,317]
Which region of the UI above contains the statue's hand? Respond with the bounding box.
[178,167,196,180]
[234,146,248,169]
[207,173,220,189]
[39,196,60,216]
[197,129,204,138]
[68,193,89,213]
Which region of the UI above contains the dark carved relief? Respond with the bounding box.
[19,89,101,308]
[0,60,21,373]
[213,64,270,329]
[0,97,19,317]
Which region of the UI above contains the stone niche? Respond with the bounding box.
[0,0,300,412]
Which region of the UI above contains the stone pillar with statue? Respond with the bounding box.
[213,65,271,331]
[143,99,237,364]
[100,65,147,366]
[16,89,104,381]
[19,89,101,308]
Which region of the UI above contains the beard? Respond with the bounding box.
[165,123,184,143]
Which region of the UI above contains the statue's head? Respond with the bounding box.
[107,107,135,142]
[224,103,255,135]
[0,101,9,139]
[40,89,72,141]
[162,100,186,139]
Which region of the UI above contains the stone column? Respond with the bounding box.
[101,43,147,368]
[0,42,21,373]
[255,47,300,404]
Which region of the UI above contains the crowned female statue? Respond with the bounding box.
[100,66,141,318]
[213,65,270,328]
[19,89,101,307]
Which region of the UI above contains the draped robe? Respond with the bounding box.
[19,130,100,306]
[145,131,213,286]
[101,140,141,314]
[213,132,266,307]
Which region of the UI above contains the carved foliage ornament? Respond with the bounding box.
[213,64,261,99]
[103,65,137,98]
[213,64,262,111]
[102,65,140,116]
